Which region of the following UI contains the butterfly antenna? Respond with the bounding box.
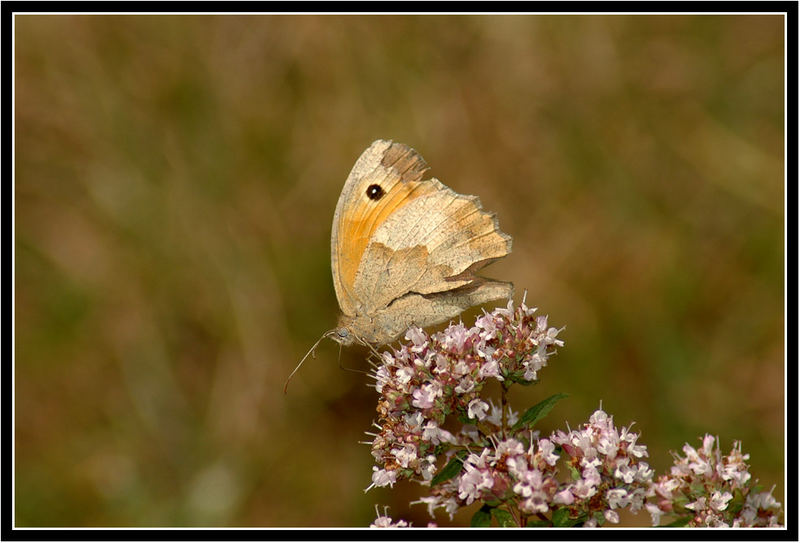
[284,331,335,394]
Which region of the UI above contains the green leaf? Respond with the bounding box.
[664,516,692,527]
[526,518,550,527]
[512,393,569,431]
[567,464,580,480]
[551,507,571,527]
[508,371,537,385]
[728,488,746,515]
[492,508,516,527]
[551,507,584,527]
[471,505,493,527]
[673,494,689,510]
[688,482,706,495]
[430,450,467,486]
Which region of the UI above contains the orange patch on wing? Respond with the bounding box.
[338,180,436,289]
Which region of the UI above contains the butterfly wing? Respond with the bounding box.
[355,176,512,314]
[331,140,512,344]
[338,280,513,346]
[331,140,435,315]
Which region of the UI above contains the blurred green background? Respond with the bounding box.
[15,14,784,527]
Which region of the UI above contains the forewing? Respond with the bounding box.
[330,140,434,316]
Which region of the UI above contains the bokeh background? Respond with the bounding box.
[15,14,785,527]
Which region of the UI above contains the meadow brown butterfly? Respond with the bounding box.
[286,140,512,390]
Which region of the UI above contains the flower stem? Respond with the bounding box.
[501,382,510,438]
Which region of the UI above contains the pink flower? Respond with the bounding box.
[467,398,489,420]
[411,382,442,409]
[645,503,664,526]
[709,490,733,512]
[367,467,397,490]
[392,444,417,468]
[495,438,525,457]
[458,463,493,504]
[370,506,410,527]
[538,438,560,466]
[405,326,428,351]
[441,323,471,352]
[553,488,575,505]
[605,488,629,509]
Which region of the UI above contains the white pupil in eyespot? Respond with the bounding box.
[367,184,384,200]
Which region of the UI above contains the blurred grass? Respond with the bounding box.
[14,14,784,527]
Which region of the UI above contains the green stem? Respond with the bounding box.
[501,382,509,438]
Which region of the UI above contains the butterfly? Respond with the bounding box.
[285,140,512,390]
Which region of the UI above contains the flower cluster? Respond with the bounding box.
[646,435,783,527]
[548,409,653,526]
[361,299,783,528]
[394,406,654,527]
[366,300,564,494]
[412,434,564,522]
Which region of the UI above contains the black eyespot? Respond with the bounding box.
[366,184,385,200]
